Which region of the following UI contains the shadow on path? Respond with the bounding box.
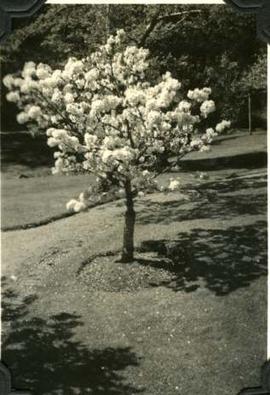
[179,151,267,171]
[137,175,266,225]
[137,221,267,296]
[1,279,143,394]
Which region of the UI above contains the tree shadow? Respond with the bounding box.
[1,278,143,394]
[199,173,267,193]
[137,175,266,225]
[137,221,267,296]
[179,151,267,171]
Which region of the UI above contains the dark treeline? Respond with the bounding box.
[1,4,267,132]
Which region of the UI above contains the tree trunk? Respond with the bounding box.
[121,180,136,263]
[105,4,111,40]
[248,93,252,135]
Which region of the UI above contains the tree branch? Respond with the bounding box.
[34,90,84,141]
[139,10,161,47]
[152,151,188,180]
[139,9,202,47]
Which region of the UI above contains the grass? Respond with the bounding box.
[1,129,267,230]
[1,173,95,229]
[185,129,266,160]
[1,170,267,394]
[1,128,267,394]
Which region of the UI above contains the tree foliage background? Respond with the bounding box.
[1,3,267,132]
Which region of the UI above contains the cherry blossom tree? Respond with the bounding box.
[3,30,230,262]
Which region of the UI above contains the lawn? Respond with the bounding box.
[1,129,267,394]
[1,173,95,229]
[1,167,267,394]
[1,129,267,230]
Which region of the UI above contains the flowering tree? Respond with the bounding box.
[3,30,230,262]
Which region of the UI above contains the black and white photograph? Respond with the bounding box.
[0,1,268,394]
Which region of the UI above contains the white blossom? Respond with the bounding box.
[168,178,180,191]
[52,89,62,103]
[216,120,231,133]
[3,74,15,89]
[178,101,191,112]
[6,91,20,103]
[28,106,42,119]
[3,29,229,210]
[200,100,216,117]
[17,112,29,124]
[64,92,75,104]
[66,199,78,212]
[36,63,52,80]
[187,87,211,102]
[22,61,36,79]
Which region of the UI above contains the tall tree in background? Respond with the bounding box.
[238,52,267,134]
[1,4,266,131]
